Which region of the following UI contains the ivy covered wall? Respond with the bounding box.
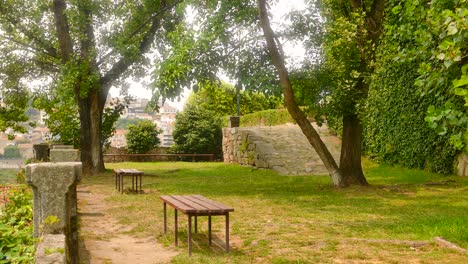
[364,59,457,174]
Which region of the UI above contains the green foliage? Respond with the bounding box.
[2,146,20,159]
[0,185,34,263]
[240,109,295,127]
[365,59,457,174]
[386,0,467,152]
[34,93,131,148]
[171,104,223,158]
[115,118,140,130]
[187,81,282,116]
[125,120,161,154]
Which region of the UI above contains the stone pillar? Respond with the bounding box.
[50,145,80,162]
[26,162,82,264]
[33,143,50,161]
[228,116,240,128]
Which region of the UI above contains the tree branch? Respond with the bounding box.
[53,0,74,62]
[96,0,184,66]
[0,7,58,59]
[99,0,183,106]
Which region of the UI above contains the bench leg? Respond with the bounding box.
[208,215,212,246]
[194,216,198,234]
[140,175,142,192]
[225,213,229,253]
[174,209,178,246]
[188,215,192,256]
[163,203,167,234]
[132,175,135,192]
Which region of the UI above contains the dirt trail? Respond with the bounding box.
[78,185,177,264]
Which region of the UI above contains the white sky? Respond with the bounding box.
[110,0,306,110]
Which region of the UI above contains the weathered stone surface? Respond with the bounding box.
[222,123,341,175]
[26,162,81,235]
[50,149,80,162]
[51,144,74,149]
[26,162,81,264]
[36,234,66,264]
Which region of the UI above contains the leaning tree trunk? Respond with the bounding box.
[78,89,105,175]
[340,113,368,186]
[258,0,344,187]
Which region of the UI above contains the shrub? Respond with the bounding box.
[240,109,295,127]
[171,105,223,158]
[0,185,34,263]
[126,120,161,154]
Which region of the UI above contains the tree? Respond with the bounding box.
[0,0,183,174]
[126,120,161,154]
[188,81,281,116]
[258,0,386,187]
[172,104,224,158]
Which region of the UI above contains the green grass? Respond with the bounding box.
[81,161,468,263]
[0,169,18,184]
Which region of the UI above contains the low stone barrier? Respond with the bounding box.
[26,162,82,264]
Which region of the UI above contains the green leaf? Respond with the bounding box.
[453,75,468,88]
[447,22,458,35]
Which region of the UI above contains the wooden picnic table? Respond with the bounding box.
[160,195,234,256]
[114,169,144,193]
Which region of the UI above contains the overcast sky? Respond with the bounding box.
[110,0,306,110]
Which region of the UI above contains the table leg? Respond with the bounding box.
[174,209,178,246]
[163,203,167,234]
[132,175,135,192]
[120,174,123,193]
[225,213,229,253]
[194,216,198,234]
[188,215,192,256]
[140,174,142,192]
[115,172,117,190]
[208,215,212,246]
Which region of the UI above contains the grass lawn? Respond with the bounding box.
[80,161,468,263]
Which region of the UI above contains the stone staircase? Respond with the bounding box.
[222,123,341,176]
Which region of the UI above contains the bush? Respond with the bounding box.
[171,105,223,158]
[0,185,34,263]
[3,146,20,159]
[240,109,295,127]
[125,120,161,154]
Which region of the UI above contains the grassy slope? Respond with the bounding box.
[81,161,468,263]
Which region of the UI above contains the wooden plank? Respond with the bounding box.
[185,195,231,213]
[191,195,234,212]
[174,196,210,212]
[160,195,195,213]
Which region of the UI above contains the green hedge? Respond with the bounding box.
[364,59,457,174]
[240,109,295,127]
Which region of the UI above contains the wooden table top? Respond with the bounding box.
[160,195,234,215]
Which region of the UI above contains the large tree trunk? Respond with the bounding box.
[258,0,344,187]
[78,89,105,175]
[340,114,368,186]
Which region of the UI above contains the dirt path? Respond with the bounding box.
[78,185,177,264]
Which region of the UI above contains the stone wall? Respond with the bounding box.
[222,123,341,175]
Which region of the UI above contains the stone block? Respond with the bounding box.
[36,234,66,264]
[228,116,240,128]
[51,144,74,149]
[50,149,80,162]
[255,142,275,154]
[26,162,82,236]
[33,144,50,161]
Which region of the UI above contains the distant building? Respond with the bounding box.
[107,97,178,148]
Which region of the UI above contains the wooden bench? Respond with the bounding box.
[114,169,144,193]
[160,195,234,256]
